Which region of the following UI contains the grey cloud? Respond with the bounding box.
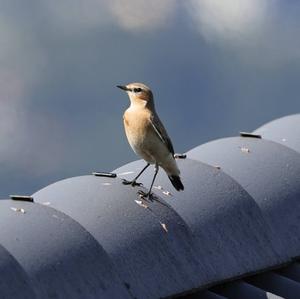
[107,0,176,32]
[0,12,66,177]
[185,0,270,42]
[184,0,300,68]
[39,0,176,33]
[39,0,110,33]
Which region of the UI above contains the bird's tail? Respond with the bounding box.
[168,175,184,191]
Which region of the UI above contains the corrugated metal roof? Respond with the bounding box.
[183,263,300,299]
[115,158,286,274]
[253,114,300,153]
[33,175,204,299]
[187,137,300,258]
[0,114,299,298]
[0,199,130,299]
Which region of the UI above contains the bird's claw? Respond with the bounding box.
[137,190,152,200]
[122,179,143,187]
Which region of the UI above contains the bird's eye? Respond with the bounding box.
[133,88,142,93]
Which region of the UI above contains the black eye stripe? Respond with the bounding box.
[133,88,142,93]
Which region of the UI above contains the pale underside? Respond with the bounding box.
[123,106,180,176]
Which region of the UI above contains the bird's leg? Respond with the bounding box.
[138,163,159,199]
[122,163,150,187]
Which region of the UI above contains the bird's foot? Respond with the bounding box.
[137,190,152,201]
[122,179,143,187]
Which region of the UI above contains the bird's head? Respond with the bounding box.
[117,82,154,108]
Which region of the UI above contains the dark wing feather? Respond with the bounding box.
[150,113,175,156]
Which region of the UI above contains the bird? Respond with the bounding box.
[117,82,184,198]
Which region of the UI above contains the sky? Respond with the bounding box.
[0,0,299,197]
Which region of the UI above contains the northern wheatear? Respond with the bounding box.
[117,82,184,198]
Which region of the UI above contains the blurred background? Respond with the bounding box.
[0,0,299,197]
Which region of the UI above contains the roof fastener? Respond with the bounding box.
[92,172,117,178]
[239,132,262,139]
[10,195,34,202]
[174,153,187,159]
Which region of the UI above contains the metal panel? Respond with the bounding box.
[245,272,300,299]
[114,158,284,283]
[277,263,300,283]
[33,175,206,299]
[184,290,228,299]
[187,137,300,258]
[0,199,131,299]
[213,280,284,299]
[0,244,36,299]
[254,114,300,153]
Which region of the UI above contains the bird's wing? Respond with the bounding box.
[150,113,175,156]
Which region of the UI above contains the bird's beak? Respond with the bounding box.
[117,85,131,91]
